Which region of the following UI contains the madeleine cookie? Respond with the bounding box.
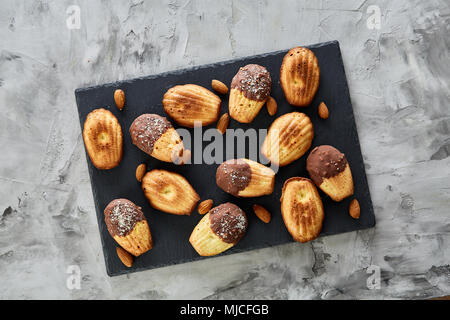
[261,112,314,166]
[306,145,354,201]
[163,84,221,127]
[142,169,199,215]
[216,159,275,197]
[229,64,272,123]
[129,114,184,163]
[189,203,247,256]
[104,199,152,256]
[83,108,123,170]
[280,177,324,243]
[280,47,320,107]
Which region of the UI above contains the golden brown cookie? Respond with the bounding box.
[104,199,152,257]
[261,112,314,167]
[129,114,184,163]
[189,203,247,256]
[163,84,221,127]
[141,169,200,215]
[229,64,272,123]
[83,108,123,170]
[280,47,320,107]
[306,145,354,201]
[280,177,324,243]
[216,159,275,197]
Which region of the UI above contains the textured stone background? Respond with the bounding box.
[0,0,449,299]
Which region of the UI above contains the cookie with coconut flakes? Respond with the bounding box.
[189,203,247,256]
[104,198,152,256]
[228,64,272,123]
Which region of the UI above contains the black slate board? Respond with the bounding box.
[75,40,375,277]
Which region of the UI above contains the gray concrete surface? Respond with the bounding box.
[0,0,449,299]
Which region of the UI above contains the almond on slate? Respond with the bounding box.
[116,246,133,267]
[198,199,213,215]
[318,102,329,119]
[266,96,277,116]
[211,79,229,95]
[136,163,146,182]
[349,199,360,219]
[252,204,271,223]
[217,113,229,134]
[114,89,125,110]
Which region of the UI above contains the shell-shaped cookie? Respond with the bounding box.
[104,199,152,256]
[129,114,184,163]
[228,89,266,123]
[142,169,200,215]
[306,145,354,201]
[280,47,320,107]
[280,177,324,243]
[216,159,275,197]
[229,64,272,123]
[261,112,314,166]
[163,84,221,127]
[83,108,123,170]
[189,203,247,256]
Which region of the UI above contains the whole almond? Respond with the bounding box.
[252,204,271,223]
[211,80,228,95]
[136,163,146,182]
[217,113,229,134]
[318,102,329,119]
[114,89,125,110]
[349,199,360,219]
[116,246,133,267]
[198,199,213,214]
[266,96,277,116]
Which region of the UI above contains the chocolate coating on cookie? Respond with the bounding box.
[306,145,348,185]
[231,64,272,101]
[216,159,252,196]
[129,114,172,155]
[104,199,145,237]
[209,203,248,244]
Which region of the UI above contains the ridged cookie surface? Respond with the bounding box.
[280,47,320,107]
[306,145,354,201]
[104,199,152,256]
[261,112,314,166]
[83,108,123,170]
[280,177,324,243]
[163,84,221,127]
[142,169,199,215]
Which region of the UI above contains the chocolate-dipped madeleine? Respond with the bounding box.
[104,199,152,256]
[229,64,272,123]
[306,145,354,201]
[261,112,314,166]
[280,177,324,243]
[189,203,248,256]
[142,169,200,215]
[129,114,184,163]
[163,84,221,127]
[216,158,275,197]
